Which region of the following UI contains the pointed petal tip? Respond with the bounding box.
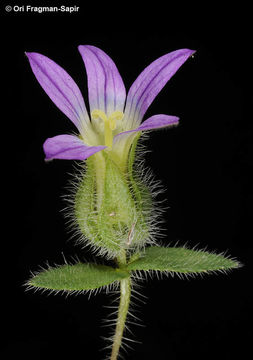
[178,48,196,58]
[25,52,41,63]
[183,48,196,53]
[25,51,45,65]
[189,49,196,56]
[186,49,197,59]
[25,51,38,59]
[24,51,32,59]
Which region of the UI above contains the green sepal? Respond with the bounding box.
[74,148,153,257]
[27,263,130,293]
[126,246,241,275]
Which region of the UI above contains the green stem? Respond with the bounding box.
[110,276,131,360]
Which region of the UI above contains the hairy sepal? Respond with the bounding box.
[126,246,241,276]
[74,144,156,258]
[27,262,130,294]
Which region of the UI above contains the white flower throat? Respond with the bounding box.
[91,110,124,148]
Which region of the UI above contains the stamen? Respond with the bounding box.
[109,111,124,130]
[91,109,124,148]
[91,109,108,123]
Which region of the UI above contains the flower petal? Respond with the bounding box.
[114,114,179,148]
[124,48,195,129]
[25,52,90,132]
[78,45,126,115]
[133,114,179,131]
[43,134,106,161]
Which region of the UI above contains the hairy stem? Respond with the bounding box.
[110,276,131,360]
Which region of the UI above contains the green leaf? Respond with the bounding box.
[27,263,130,293]
[126,246,241,275]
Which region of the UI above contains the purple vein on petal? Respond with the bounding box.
[124,49,195,129]
[43,134,106,161]
[114,114,179,145]
[78,45,126,116]
[25,52,90,131]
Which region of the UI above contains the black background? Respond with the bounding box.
[2,3,252,360]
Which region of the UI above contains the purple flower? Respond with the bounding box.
[26,46,195,163]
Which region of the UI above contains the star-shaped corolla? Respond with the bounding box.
[26,45,195,166]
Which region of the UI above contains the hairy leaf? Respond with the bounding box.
[126,246,241,275]
[28,263,130,292]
